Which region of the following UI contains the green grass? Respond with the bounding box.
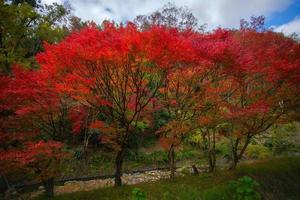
[35,156,300,200]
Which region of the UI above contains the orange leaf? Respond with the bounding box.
[89,120,105,129]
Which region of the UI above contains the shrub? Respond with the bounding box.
[216,141,231,158]
[146,151,168,164]
[246,144,271,159]
[176,149,196,160]
[269,123,298,155]
[126,149,196,164]
[132,187,147,200]
[91,153,111,165]
[74,148,84,160]
[229,176,261,200]
[126,150,169,164]
[126,151,147,163]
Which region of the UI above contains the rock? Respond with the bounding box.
[28,169,188,197]
[38,185,45,190]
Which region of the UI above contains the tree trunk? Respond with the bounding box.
[77,145,88,176]
[114,149,124,187]
[168,145,176,179]
[208,130,217,172]
[229,137,239,170]
[229,152,239,170]
[203,129,216,172]
[208,150,216,172]
[238,136,251,161]
[83,139,89,165]
[42,178,54,198]
[229,136,251,170]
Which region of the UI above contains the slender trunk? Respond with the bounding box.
[208,130,217,172]
[212,131,216,170]
[114,149,124,186]
[202,131,210,171]
[208,151,216,172]
[207,149,216,172]
[168,145,176,179]
[229,136,251,170]
[229,151,239,170]
[229,138,240,170]
[208,151,213,172]
[42,178,54,198]
[203,129,217,172]
[83,137,89,165]
[238,136,251,160]
[77,139,89,176]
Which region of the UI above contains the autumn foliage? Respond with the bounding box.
[0,20,300,195]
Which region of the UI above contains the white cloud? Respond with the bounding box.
[42,0,62,5]
[274,16,300,35]
[41,0,294,28]
[189,0,292,28]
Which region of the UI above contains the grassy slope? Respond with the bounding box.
[35,156,300,200]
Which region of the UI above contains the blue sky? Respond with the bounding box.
[266,0,300,34]
[266,0,300,26]
[43,0,300,35]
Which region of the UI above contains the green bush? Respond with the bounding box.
[146,151,168,163]
[126,151,147,162]
[216,141,231,158]
[141,136,157,148]
[176,149,196,160]
[126,149,196,165]
[269,123,298,155]
[132,187,147,200]
[126,151,168,164]
[153,108,171,130]
[91,153,111,165]
[73,148,84,160]
[246,144,271,159]
[229,176,261,200]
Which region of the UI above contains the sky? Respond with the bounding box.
[42,0,300,35]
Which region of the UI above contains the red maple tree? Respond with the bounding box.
[214,29,300,169]
[35,23,201,185]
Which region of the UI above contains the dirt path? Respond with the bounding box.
[29,169,181,198]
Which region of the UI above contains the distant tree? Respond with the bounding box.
[134,2,198,31]
[0,0,70,73]
[6,0,40,7]
[67,16,87,32]
[240,16,266,32]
